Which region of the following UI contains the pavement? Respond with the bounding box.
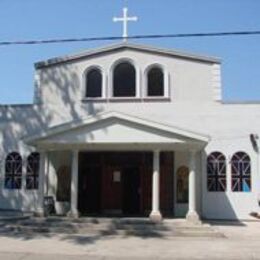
[0,219,259,260]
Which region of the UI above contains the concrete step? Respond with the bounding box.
[4,219,213,231]
[0,210,32,221]
[1,218,223,238]
[3,225,223,238]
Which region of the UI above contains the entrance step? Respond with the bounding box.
[0,217,225,238]
[0,209,32,221]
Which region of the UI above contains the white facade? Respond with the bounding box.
[0,42,259,220]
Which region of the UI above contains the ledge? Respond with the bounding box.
[81,97,171,103]
[81,98,107,102]
[143,97,171,102]
[108,97,142,102]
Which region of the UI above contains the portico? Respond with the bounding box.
[26,111,209,222]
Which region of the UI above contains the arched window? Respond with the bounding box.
[5,152,22,189]
[113,62,136,97]
[56,165,71,202]
[147,67,164,96]
[176,166,189,203]
[85,68,102,98]
[231,152,251,192]
[207,152,226,191]
[26,152,40,190]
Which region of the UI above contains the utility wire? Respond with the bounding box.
[1,30,260,46]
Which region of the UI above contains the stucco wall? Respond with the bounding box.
[0,46,259,219]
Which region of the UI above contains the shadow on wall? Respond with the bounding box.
[0,62,106,211]
[40,63,104,121]
[201,150,255,223]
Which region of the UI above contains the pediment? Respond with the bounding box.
[42,118,185,144]
[25,112,209,149]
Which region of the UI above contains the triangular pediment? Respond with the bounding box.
[25,112,209,149]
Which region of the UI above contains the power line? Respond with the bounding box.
[1,30,260,46]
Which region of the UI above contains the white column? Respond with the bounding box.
[186,150,200,223]
[70,150,79,218]
[149,150,162,222]
[36,150,47,217]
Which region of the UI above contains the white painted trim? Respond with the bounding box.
[24,111,210,145]
[212,64,222,101]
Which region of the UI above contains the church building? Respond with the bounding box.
[0,9,260,221]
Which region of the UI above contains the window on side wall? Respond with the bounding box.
[207,152,226,192]
[231,152,251,192]
[26,152,40,190]
[4,152,22,189]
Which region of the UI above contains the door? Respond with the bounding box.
[123,166,140,214]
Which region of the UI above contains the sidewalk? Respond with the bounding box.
[0,220,259,259]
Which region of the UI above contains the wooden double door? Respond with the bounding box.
[78,152,174,216]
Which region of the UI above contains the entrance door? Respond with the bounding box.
[123,166,140,214]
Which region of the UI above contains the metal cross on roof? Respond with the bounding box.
[113,7,138,42]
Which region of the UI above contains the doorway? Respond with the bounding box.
[77,151,174,216]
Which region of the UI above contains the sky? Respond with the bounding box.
[0,0,260,104]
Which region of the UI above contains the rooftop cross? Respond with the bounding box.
[113,7,138,42]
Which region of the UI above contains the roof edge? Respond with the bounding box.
[35,42,221,69]
[221,100,260,105]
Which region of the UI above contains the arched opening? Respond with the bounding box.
[26,152,40,190]
[231,151,251,192]
[5,152,22,189]
[113,61,136,97]
[207,151,226,192]
[147,67,164,96]
[176,166,189,203]
[85,68,102,98]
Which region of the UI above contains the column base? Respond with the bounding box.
[67,210,79,218]
[186,210,201,225]
[149,211,162,223]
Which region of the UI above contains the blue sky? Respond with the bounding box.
[0,0,259,104]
